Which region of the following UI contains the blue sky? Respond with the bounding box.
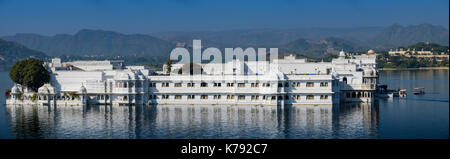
[0,0,448,36]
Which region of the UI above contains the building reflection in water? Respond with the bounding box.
[6,102,379,139]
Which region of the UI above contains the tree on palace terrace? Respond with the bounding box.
[9,58,50,92]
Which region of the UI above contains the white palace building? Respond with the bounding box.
[6,50,378,106]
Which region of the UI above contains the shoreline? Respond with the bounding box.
[379,67,449,71]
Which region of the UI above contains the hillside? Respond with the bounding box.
[1,29,176,57]
[150,27,384,49]
[1,23,448,60]
[279,37,365,58]
[0,39,48,71]
[370,24,449,49]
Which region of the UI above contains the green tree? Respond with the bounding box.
[31,93,38,101]
[166,59,173,74]
[9,58,50,92]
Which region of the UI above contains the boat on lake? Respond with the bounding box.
[399,89,407,97]
[413,87,425,95]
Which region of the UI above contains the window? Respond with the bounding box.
[238,95,245,100]
[201,82,208,87]
[161,83,169,87]
[293,82,301,87]
[187,83,195,87]
[238,83,245,87]
[320,95,328,100]
[306,82,314,87]
[278,83,283,87]
[227,95,235,99]
[187,95,195,99]
[124,82,128,88]
[271,96,276,100]
[306,95,314,100]
[175,95,182,99]
[201,95,208,99]
[214,83,222,87]
[214,95,222,99]
[263,83,270,87]
[320,82,328,87]
[162,95,169,99]
[175,83,182,87]
[227,83,234,87]
[251,83,259,87]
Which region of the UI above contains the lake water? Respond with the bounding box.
[0,70,448,139]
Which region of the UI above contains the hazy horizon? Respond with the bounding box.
[2,23,445,37]
[0,0,448,36]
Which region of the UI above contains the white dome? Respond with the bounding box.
[339,50,346,57]
[38,85,49,94]
[368,49,375,54]
[38,83,55,94]
[11,84,20,94]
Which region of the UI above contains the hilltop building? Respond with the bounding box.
[388,48,449,61]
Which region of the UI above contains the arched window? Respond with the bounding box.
[343,77,347,84]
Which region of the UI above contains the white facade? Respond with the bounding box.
[6,50,378,106]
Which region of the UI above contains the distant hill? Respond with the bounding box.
[370,24,449,49]
[1,23,447,60]
[1,29,176,57]
[152,23,448,56]
[150,27,384,49]
[0,39,48,71]
[280,37,365,58]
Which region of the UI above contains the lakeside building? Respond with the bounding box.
[388,48,449,61]
[6,50,378,106]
